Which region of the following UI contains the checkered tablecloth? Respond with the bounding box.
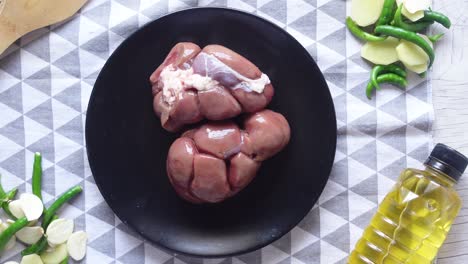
[0,0,434,263]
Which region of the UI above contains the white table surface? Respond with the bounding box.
[432,0,468,262]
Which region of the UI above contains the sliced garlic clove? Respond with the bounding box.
[5,234,16,250]
[67,231,88,261]
[6,219,15,225]
[46,219,74,245]
[19,193,44,221]
[21,253,44,264]
[40,243,68,264]
[16,226,44,245]
[9,200,26,219]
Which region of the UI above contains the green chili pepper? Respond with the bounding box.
[422,10,451,28]
[376,0,396,27]
[0,217,28,251]
[23,186,82,255]
[393,4,433,32]
[32,152,42,200]
[375,25,435,67]
[60,256,69,264]
[2,188,18,220]
[346,17,387,42]
[366,73,408,99]
[371,64,407,90]
[428,33,444,43]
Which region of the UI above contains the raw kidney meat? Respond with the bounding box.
[150,42,274,132]
[166,110,290,203]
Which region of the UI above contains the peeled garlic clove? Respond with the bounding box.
[19,193,43,221]
[9,200,26,219]
[16,226,44,245]
[40,243,68,264]
[4,261,20,264]
[21,253,44,264]
[67,231,88,261]
[46,219,74,245]
[5,234,16,250]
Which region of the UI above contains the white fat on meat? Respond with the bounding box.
[158,53,271,105]
[193,53,270,93]
[159,65,217,105]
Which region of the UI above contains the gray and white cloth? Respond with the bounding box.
[0,0,433,263]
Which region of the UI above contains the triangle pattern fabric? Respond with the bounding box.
[0,0,434,263]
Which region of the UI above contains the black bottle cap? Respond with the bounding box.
[424,143,468,182]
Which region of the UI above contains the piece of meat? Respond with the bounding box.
[228,152,260,192]
[193,122,242,159]
[191,154,231,203]
[197,86,242,120]
[166,109,290,203]
[150,43,274,132]
[149,42,201,92]
[243,109,291,161]
[166,138,197,187]
[170,90,203,125]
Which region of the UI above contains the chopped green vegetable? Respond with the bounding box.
[2,188,18,220]
[428,33,444,43]
[0,217,29,251]
[375,0,396,27]
[32,152,42,201]
[422,10,451,29]
[22,186,82,255]
[375,25,435,67]
[393,4,433,32]
[366,73,408,99]
[346,17,387,42]
[371,64,407,90]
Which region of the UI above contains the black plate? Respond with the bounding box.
[86,7,336,258]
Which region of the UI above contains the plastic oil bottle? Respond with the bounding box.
[349,144,468,264]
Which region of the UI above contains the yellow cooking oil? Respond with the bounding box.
[349,144,467,264]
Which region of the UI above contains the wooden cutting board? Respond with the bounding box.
[0,0,88,55]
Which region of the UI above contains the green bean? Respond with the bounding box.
[22,236,48,256]
[0,217,28,251]
[21,215,58,255]
[428,33,444,43]
[371,64,407,90]
[42,186,82,228]
[2,188,18,220]
[366,73,408,99]
[60,256,69,264]
[0,174,6,198]
[346,17,387,42]
[422,10,451,28]
[376,0,396,27]
[375,25,435,67]
[393,4,433,32]
[32,152,43,200]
